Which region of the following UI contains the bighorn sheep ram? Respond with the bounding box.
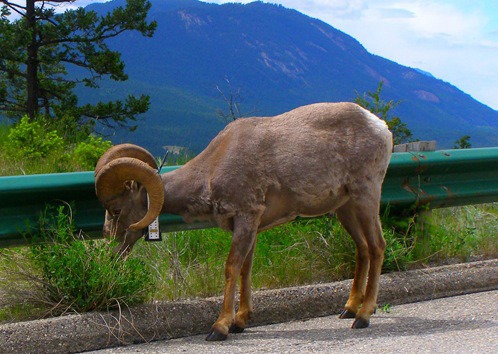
[94,102,393,341]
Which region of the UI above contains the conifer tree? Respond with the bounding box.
[0,0,156,134]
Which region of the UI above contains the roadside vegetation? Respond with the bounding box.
[1,128,496,322]
[0,202,496,323]
[0,205,153,317]
[0,117,112,175]
[0,83,496,324]
[130,204,497,302]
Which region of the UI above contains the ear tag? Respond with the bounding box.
[145,193,161,242]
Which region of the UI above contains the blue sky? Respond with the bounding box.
[6,0,498,110]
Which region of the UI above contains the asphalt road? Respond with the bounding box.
[2,260,496,353]
[92,290,497,354]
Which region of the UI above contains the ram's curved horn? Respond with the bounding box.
[95,157,164,230]
[95,143,158,177]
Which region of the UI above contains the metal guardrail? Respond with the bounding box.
[1,147,497,248]
[383,147,498,209]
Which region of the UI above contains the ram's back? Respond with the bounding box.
[181,102,391,224]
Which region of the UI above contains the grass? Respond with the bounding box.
[127,204,497,302]
[0,205,155,321]
[0,203,496,323]
[426,204,498,264]
[133,217,357,301]
[0,123,496,322]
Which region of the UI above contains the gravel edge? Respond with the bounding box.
[1,259,497,353]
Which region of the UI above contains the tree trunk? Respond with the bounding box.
[26,0,38,120]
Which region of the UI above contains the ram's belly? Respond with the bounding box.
[258,184,349,231]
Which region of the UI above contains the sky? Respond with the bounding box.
[4,0,498,110]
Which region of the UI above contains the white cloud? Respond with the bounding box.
[368,1,491,45]
[284,0,367,19]
[320,0,498,109]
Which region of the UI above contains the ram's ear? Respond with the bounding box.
[124,180,139,192]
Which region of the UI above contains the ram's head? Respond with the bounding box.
[94,144,164,255]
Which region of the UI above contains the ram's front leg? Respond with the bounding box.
[206,213,260,341]
[230,237,257,333]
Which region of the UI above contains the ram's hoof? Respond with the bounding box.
[339,309,357,319]
[229,323,245,333]
[205,329,228,341]
[352,317,370,329]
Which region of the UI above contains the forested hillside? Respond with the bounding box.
[81,0,498,154]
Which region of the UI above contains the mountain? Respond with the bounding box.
[82,0,498,155]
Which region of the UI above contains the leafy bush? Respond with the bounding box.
[3,204,155,316]
[354,81,413,145]
[0,117,112,175]
[72,136,112,170]
[5,116,64,159]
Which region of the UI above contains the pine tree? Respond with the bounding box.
[354,81,413,145]
[0,0,156,134]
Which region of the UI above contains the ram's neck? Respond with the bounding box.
[160,166,212,219]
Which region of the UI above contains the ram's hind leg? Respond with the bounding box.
[336,199,386,328]
[336,203,370,320]
[354,209,385,328]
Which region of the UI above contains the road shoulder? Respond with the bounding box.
[1,259,497,353]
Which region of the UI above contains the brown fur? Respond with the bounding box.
[98,102,393,340]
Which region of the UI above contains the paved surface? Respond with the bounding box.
[92,290,498,353]
[1,260,497,353]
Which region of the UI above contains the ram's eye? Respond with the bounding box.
[111,209,121,217]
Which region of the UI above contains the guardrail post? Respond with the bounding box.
[413,207,432,261]
[395,141,437,260]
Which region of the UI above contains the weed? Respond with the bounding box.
[0,199,496,323]
[0,204,155,319]
[379,303,392,313]
[427,204,498,263]
[381,212,417,272]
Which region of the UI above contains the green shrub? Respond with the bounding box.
[0,117,113,175]
[5,116,64,159]
[16,204,154,316]
[72,136,112,170]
